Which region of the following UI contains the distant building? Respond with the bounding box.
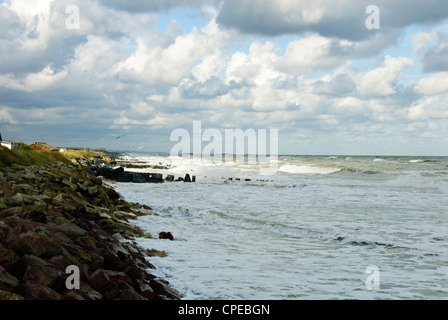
[0,133,22,150]
[1,140,12,150]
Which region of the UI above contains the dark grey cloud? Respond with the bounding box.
[100,0,212,13]
[313,74,356,96]
[382,86,421,110]
[218,0,367,40]
[216,0,365,39]
[380,0,448,28]
[179,77,242,99]
[0,5,22,38]
[217,0,448,40]
[421,32,448,73]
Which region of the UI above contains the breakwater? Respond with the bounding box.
[0,149,181,300]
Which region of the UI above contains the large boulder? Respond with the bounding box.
[7,228,60,258]
[53,223,88,240]
[21,255,63,288]
[94,166,124,180]
[159,231,174,241]
[149,279,182,300]
[20,280,62,300]
[0,265,19,291]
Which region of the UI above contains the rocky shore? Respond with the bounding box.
[0,149,181,300]
[67,151,195,183]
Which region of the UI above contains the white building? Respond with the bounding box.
[1,141,12,149]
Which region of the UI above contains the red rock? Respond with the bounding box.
[48,248,81,276]
[136,279,158,300]
[95,247,121,269]
[0,223,10,243]
[6,223,26,237]
[159,231,174,241]
[0,243,20,273]
[109,241,131,261]
[88,269,111,290]
[123,265,144,280]
[105,188,120,201]
[0,180,13,197]
[4,218,73,246]
[76,236,98,250]
[62,290,85,300]
[121,242,140,255]
[150,279,181,300]
[22,255,62,288]
[24,210,47,223]
[117,285,145,300]
[62,282,103,300]
[7,229,61,258]
[20,280,62,300]
[88,226,109,242]
[0,265,19,291]
[103,270,131,285]
[90,177,103,186]
[101,281,120,300]
[53,223,87,240]
[62,243,104,270]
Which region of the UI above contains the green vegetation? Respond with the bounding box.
[0,145,70,167]
[61,148,103,160]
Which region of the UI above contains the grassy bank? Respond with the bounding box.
[0,145,121,168]
[0,145,70,167]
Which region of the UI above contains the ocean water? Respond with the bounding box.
[113,154,448,300]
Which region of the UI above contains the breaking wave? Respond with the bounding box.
[277,164,341,175]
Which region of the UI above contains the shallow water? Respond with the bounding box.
[114,155,448,299]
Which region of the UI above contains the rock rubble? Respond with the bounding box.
[0,161,181,300]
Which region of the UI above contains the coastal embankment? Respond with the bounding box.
[0,145,181,300]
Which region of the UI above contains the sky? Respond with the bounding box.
[0,0,447,156]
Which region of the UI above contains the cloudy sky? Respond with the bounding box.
[0,0,447,155]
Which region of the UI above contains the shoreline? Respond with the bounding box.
[0,146,181,300]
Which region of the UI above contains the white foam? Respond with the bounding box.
[278,164,341,175]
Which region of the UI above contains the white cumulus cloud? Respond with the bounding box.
[414,72,448,95]
[359,56,413,96]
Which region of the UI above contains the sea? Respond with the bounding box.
[112,154,448,300]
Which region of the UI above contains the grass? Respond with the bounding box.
[0,145,71,167]
[61,149,94,159]
[61,148,111,161]
[0,141,117,168]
